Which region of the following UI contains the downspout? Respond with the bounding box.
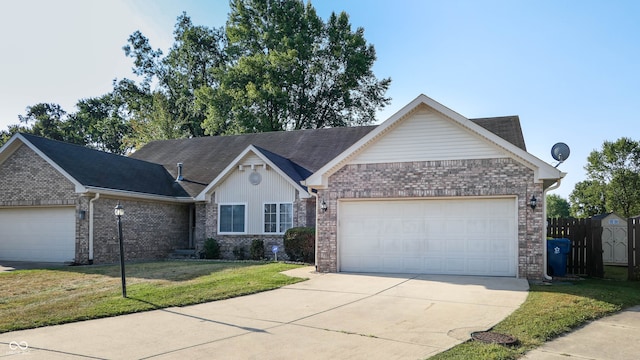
[543,179,563,281]
[310,191,319,272]
[89,193,100,264]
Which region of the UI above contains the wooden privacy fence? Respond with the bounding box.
[628,218,640,280]
[547,218,603,277]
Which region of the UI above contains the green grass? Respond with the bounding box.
[430,268,640,360]
[0,261,304,333]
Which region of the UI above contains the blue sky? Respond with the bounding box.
[1,0,638,199]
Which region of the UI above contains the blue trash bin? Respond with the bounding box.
[547,238,571,276]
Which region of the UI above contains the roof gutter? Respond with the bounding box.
[82,186,195,203]
[310,191,320,272]
[542,178,563,281]
[89,193,100,263]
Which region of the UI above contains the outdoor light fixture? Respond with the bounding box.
[320,199,328,212]
[114,201,127,298]
[529,195,537,210]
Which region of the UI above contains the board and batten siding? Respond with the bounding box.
[350,107,507,164]
[215,153,296,234]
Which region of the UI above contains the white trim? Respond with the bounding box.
[82,186,194,203]
[195,145,311,201]
[303,94,564,189]
[218,203,247,235]
[88,193,100,262]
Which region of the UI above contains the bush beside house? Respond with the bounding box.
[284,227,315,263]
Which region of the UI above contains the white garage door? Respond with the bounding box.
[0,207,75,262]
[339,198,517,276]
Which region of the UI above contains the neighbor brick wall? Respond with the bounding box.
[89,197,190,264]
[316,158,545,279]
[0,144,85,262]
[1,144,192,265]
[0,144,76,206]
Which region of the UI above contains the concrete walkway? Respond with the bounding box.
[0,267,528,359]
[523,305,640,360]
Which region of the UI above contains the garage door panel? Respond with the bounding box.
[339,198,517,276]
[0,207,75,262]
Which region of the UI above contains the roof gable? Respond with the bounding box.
[3,133,189,198]
[195,145,312,201]
[304,94,564,188]
[349,105,509,164]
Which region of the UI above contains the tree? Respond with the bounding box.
[202,0,391,134]
[1,98,132,155]
[569,180,607,218]
[73,93,133,154]
[546,194,570,218]
[569,138,640,218]
[121,12,226,143]
[16,103,85,144]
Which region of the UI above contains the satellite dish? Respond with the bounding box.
[551,142,570,167]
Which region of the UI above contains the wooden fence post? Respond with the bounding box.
[629,218,639,281]
[590,218,604,278]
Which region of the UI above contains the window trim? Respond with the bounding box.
[218,203,247,234]
[263,202,293,234]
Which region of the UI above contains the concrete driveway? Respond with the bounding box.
[0,267,528,359]
[0,261,67,272]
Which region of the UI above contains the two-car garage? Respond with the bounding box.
[338,197,517,276]
[0,207,75,262]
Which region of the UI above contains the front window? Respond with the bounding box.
[219,204,245,233]
[264,203,293,233]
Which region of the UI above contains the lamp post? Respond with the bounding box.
[114,201,127,298]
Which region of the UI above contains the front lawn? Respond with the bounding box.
[431,267,640,359]
[0,261,304,333]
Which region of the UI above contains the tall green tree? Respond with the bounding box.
[0,98,132,155]
[546,194,570,218]
[73,93,133,154]
[569,180,607,218]
[569,138,640,218]
[16,103,84,144]
[121,12,226,143]
[202,0,391,134]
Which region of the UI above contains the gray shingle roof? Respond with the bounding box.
[130,126,377,197]
[470,116,527,151]
[132,116,526,197]
[20,133,189,198]
[15,115,525,200]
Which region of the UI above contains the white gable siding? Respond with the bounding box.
[349,107,507,164]
[216,153,296,234]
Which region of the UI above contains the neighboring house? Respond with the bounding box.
[0,94,564,279]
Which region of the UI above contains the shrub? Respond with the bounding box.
[233,246,246,260]
[203,238,221,259]
[250,239,265,260]
[283,227,315,263]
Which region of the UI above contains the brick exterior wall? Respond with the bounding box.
[316,158,545,279]
[89,197,190,264]
[0,145,76,206]
[0,144,190,264]
[194,193,317,261]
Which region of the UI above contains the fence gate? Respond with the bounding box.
[547,218,603,277]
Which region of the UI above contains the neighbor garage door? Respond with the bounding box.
[338,198,517,276]
[0,207,75,262]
